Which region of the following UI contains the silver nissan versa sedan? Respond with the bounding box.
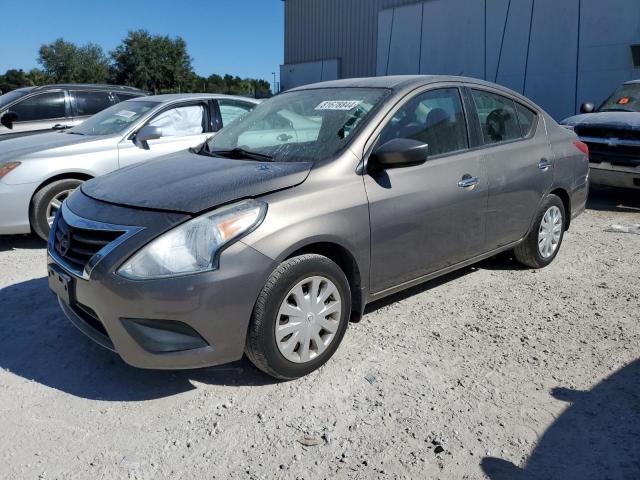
[0,94,259,239]
[47,76,589,379]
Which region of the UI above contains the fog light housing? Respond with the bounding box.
[120,318,209,353]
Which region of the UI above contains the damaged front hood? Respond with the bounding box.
[81,150,312,214]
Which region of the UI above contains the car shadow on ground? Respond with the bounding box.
[587,185,640,213]
[481,358,640,480]
[0,234,45,252]
[0,277,278,402]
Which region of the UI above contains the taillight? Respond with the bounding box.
[574,140,589,158]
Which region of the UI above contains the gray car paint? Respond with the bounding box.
[48,75,589,370]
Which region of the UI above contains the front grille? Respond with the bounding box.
[54,215,125,273]
[576,126,640,141]
[585,142,640,168]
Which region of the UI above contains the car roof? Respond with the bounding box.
[624,79,640,85]
[289,75,511,91]
[31,83,148,93]
[135,93,261,103]
[289,75,542,111]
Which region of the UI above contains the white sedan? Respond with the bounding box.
[0,93,259,239]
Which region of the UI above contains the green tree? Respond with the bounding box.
[38,38,110,83]
[25,68,52,86]
[110,30,193,93]
[0,69,32,93]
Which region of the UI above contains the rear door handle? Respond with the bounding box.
[52,124,71,130]
[458,175,479,188]
[538,158,553,170]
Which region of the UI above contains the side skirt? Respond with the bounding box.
[367,239,523,304]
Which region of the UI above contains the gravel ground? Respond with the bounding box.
[0,186,638,480]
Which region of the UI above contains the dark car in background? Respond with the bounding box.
[47,75,589,379]
[0,84,148,140]
[562,80,640,190]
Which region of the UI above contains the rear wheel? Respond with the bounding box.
[245,254,351,380]
[514,194,565,268]
[30,179,83,240]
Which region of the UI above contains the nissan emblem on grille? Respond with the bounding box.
[59,231,72,256]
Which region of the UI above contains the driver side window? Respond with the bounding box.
[148,104,206,137]
[378,88,468,157]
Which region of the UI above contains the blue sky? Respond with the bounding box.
[0,0,284,84]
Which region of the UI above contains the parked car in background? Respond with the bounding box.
[0,84,148,140]
[46,76,589,379]
[562,80,640,190]
[0,93,259,239]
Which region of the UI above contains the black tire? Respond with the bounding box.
[29,179,83,240]
[245,254,351,380]
[513,194,566,268]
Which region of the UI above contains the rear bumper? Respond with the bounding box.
[589,164,640,190]
[0,180,36,235]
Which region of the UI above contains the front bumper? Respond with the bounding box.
[48,195,276,370]
[589,164,640,190]
[0,180,37,235]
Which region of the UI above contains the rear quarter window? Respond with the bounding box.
[515,103,538,137]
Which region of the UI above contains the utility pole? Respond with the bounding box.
[272,72,277,95]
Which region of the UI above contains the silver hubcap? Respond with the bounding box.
[538,205,562,258]
[46,189,75,227]
[275,276,342,363]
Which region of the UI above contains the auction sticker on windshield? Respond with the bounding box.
[315,100,361,111]
[115,110,137,118]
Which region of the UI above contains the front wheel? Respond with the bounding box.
[513,194,566,268]
[30,179,83,240]
[245,254,351,380]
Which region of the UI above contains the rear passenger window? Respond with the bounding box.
[73,91,113,116]
[378,88,468,156]
[515,102,537,137]
[471,90,521,144]
[11,92,66,121]
[218,100,255,127]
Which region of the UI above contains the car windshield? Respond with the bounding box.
[0,89,31,110]
[69,100,157,136]
[205,88,390,162]
[599,83,640,112]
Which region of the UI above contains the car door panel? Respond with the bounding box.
[118,103,210,168]
[364,86,487,294]
[467,88,554,249]
[365,151,486,294]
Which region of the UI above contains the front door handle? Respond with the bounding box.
[538,158,553,170]
[458,174,479,189]
[52,124,71,130]
[277,133,293,142]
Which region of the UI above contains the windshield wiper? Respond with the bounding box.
[208,147,274,162]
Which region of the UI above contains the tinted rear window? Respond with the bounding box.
[74,91,113,116]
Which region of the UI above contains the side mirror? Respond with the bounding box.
[369,138,429,169]
[1,111,18,129]
[580,103,595,114]
[134,125,162,150]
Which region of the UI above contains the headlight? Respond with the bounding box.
[117,199,266,279]
[0,161,21,179]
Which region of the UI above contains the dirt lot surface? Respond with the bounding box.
[0,187,638,480]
